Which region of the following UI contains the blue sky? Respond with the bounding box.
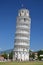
[0,0,43,51]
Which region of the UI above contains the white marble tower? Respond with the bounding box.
[13,8,31,61]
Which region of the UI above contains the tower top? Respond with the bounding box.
[18,9,29,17]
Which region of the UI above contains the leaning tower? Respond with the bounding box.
[13,8,31,61]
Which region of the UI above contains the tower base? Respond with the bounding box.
[13,51,29,61]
